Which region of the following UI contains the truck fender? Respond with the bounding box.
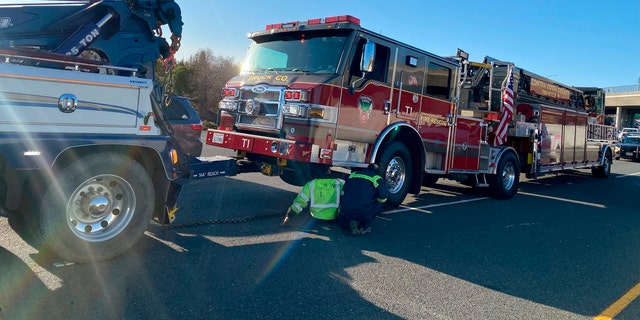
[598,144,613,164]
[370,122,425,195]
[490,146,520,175]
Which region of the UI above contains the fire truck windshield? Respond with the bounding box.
[240,30,350,75]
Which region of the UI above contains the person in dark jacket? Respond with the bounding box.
[338,163,388,235]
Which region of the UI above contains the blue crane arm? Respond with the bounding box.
[0,0,184,77]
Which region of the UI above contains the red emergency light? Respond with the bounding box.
[266,15,360,30]
[284,89,308,101]
[222,88,237,98]
[324,15,360,25]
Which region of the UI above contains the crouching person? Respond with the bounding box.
[338,163,388,235]
[280,176,344,227]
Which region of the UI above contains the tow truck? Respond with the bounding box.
[0,0,236,263]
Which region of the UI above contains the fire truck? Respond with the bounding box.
[208,15,614,206]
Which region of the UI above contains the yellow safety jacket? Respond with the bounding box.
[289,178,343,220]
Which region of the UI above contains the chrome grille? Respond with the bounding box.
[237,86,282,130]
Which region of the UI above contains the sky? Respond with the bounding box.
[173,0,640,89]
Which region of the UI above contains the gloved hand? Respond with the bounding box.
[279,214,290,227]
[279,209,292,227]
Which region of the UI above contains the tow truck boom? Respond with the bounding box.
[0,0,183,77]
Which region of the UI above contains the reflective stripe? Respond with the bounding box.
[291,202,304,213]
[299,190,310,202]
[309,179,341,209]
[348,172,381,188]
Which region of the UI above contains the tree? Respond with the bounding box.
[182,49,240,121]
[155,49,241,123]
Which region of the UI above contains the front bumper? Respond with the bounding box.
[206,129,313,162]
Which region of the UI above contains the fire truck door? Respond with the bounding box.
[418,61,457,172]
[338,39,392,154]
[390,54,422,127]
[449,117,483,171]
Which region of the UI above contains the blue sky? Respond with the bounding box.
[174,1,638,88]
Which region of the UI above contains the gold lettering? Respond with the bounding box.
[419,113,448,127]
[248,75,273,81]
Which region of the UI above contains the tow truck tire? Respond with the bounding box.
[488,152,519,200]
[592,151,612,178]
[378,142,412,208]
[39,153,154,263]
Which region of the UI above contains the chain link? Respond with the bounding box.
[162,211,286,230]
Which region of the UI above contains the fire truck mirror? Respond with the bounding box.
[360,40,376,73]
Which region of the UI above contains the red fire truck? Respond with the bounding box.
[207,15,614,206]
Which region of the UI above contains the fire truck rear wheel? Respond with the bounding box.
[591,151,612,178]
[379,142,412,207]
[489,152,519,200]
[38,153,155,263]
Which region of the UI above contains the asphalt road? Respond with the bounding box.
[1,146,640,320]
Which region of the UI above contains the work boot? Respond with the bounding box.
[349,220,361,235]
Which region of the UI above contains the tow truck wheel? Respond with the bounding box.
[489,152,520,200]
[379,142,412,207]
[592,151,612,178]
[39,153,154,263]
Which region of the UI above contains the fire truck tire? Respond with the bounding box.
[280,163,314,186]
[378,142,412,207]
[488,152,519,200]
[38,153,155,263]
[592,151,612,178]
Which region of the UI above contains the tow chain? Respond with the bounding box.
[161,211,286,230]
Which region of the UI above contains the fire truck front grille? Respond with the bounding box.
[237,86,282,131]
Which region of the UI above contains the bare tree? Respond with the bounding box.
[155,49,241,123]
[184,49,240,121]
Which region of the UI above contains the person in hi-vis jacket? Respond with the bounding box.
[337,163,388,235]
[280,177,343,227]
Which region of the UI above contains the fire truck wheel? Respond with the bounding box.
[591,151,612,178]
[489,152,520,200]
[38,153,155,263]
[379,142,412,207]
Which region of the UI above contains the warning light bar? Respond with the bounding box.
[266,15,360,30]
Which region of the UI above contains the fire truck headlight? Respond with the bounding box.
[282,104,307,117]
[218,100,238,111]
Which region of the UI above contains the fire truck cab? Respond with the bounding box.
[208,15,612,207]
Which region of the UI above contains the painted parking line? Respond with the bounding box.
[615,172,640,179]
[594,282,640,320]
[387,197,490,214]
[518,191,606,208]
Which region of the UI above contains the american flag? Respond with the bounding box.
[494,66,514,146]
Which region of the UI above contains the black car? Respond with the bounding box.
[161,95,203,157]
[616,134,640,161]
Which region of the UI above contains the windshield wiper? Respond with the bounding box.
[265,68,310,74]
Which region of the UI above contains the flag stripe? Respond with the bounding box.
[494,67,514,146]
